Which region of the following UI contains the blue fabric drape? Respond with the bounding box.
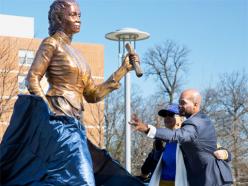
[0,95,145,186]
[0,95,95,186]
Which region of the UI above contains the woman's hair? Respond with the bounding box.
[48,0,76,36]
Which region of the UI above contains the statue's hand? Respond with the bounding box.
[111,53,141,83]
[122,53,140,72]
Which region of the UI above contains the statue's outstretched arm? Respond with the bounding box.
[83,53,138,103]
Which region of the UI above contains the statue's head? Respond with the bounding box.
[48,0,81,36]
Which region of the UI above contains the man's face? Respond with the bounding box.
[62,3,81,34]
[179,94,195,118]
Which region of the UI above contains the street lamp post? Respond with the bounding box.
[105,28,149,173]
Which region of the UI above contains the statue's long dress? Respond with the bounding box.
[0,32,144,186]
[0,95,144,186]
[0,95,94,185]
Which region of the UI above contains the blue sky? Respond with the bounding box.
[0,0,247,97]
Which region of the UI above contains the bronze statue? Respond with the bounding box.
[26,0,138,119]
[0,1,144,185]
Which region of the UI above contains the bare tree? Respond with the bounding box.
[202,71,248,185]
[216,71,248,185]
[103,40,190,174]
[127,40,190,175]
[201,88,220,117]
[104,88,125,164]
[131,89,165,175]
[103,85,165,173]
[0,37,34,141]
[84,102,104,148]
[143,40,189,103]
[0,38,26,142]
[0,38,19,123]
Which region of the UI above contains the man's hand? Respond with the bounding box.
[214,149,228,160]
[129,114,149,133]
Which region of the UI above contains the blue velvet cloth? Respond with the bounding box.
[161,142,177,181]
[0,95,95,186]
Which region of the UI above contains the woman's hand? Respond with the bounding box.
[122,53,140,72]
[214,149,228,160]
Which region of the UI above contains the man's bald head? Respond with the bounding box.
[179,89,202,118]
[181,89,202,106]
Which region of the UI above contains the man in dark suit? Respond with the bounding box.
[131,89,233,186]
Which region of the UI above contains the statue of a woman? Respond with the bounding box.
[0,0,141,185]
[26,0,136,120]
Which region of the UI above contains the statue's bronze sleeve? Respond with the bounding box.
[83,65,128,103]
[26,37,56,106]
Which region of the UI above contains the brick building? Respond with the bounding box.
[0,14,104,146]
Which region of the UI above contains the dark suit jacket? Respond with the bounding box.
[155,112,233,186]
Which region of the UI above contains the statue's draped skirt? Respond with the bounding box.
[0,95,144,186]
[0,95,94,185]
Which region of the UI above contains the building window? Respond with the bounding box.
[18,75,28,93]
[18,50,34,65]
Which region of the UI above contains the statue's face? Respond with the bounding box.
[62,2,81,35]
